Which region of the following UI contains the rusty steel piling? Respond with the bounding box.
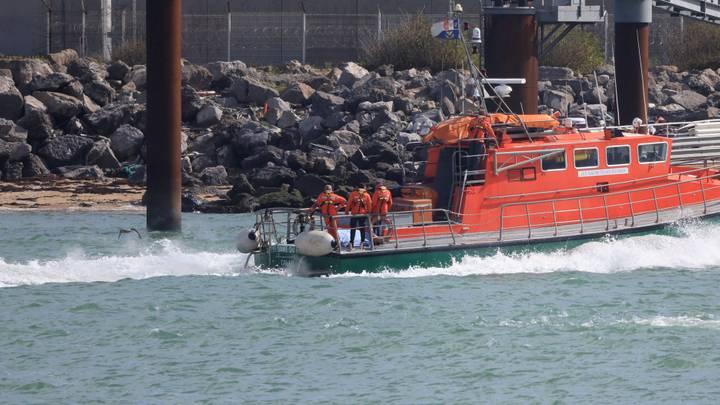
[146,0,182,232]
[484,14,539,114]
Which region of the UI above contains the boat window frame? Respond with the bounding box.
[637,142,668,164]
[573,147,600,169]
[540,150,567,172]
[606,145,632,167]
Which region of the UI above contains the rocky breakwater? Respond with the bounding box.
[1,50,718,212]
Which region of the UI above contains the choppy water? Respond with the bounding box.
[2,212,720,403]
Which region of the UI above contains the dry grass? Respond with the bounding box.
[112,41,146,66]
[542,29,604,75]
[362,14,467,73]
[667,20,720,70]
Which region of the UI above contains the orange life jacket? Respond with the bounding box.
[347,190,372,215]
[372,187,392,215]
[313,192,347,216]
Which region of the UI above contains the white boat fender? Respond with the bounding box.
[295,230,336,257]
[236,228,260,253]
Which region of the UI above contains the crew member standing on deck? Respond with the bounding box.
[372,182,393,236]
[309,185,347,250]
[346,186,373,250]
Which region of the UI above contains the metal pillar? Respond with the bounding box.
[614,0,651,127]
[146,0,182,232]
[484,14,539,114]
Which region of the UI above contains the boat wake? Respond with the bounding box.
[333,221,720,278]
[3,222,720,287]
[0,239,248,288]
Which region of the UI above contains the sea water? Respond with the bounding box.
[1,212,720,403]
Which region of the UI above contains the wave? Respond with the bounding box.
[616,315,720,329]
[0,239,247,288]
[332,222,720,278]
[4,222,720,287]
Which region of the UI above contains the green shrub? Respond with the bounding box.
[112,41,146,66]
[667,20,720,70]
[362,14,467,73]
[542,29,604,75]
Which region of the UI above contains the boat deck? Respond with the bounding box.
[329,198,720,258]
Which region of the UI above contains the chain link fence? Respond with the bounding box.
[32,6,685,67]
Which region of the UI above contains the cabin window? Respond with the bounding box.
[638,142,668,164]
[541,151,566,171]
[606,145,631,166]
[574,148,599,168]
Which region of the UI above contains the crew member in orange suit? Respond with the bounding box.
[309,185,347,249]
[371,182,393,236]
[346,186,373,250]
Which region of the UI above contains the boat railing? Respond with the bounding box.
[497,167,720,241]
[253,207,466,252]
[486,162,720,201]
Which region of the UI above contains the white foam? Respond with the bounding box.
[0,239,247,288]
[617,315,720,329]
[332,222,720,278]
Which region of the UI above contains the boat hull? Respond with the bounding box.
[252,212,717,276]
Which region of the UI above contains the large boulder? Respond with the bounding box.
[250,166,297,187]
[67,58,107,82]
[27,72,74,93]
[256,189,304,209]
[85,139,121,170]
[228,173,256,196]
[37,134,94,169]
[231,77,279,105]
[22,154,50,177]
[17,95,53,141]
[324,129,363,156]
[542,89,575,116]
[264,97,299,128]
[206,60,247,88]
[109,124,144,161]
[196,104,222,127]
[86,102,145,135]
[84,80,116,106]
[280,82,315,105]
[311,91,345,118]
[230,129,270,157]
[32,91,82,121]
[294,173,326,198]
[0,139,32,162]
[0,118,21,142]
[107,60,131,82]
[181,85,203,122]
[0,59,54,93]
[671,90,708,111]
[199,165,229,185]
[182,63,213,91]
[48,49,79,67]
[539,66,575,81]
[2,161,23,181]
[298,116,324,140]
[240,146,284,170]
[0,76,24,120]
[56,165,104,180]
[338,62,370,88]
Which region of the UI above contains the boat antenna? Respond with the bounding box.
[636,28,648,130]
[579,78,588,129]
[593,70,606,127]
[611,44,621,125]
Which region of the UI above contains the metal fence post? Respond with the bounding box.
[41,0,52,54]
[227,1,232,61]
[80,0,87,57]
[132,0,137,41]
[121,8,127,45]
[302,12,307,64]
[377,7,382,41]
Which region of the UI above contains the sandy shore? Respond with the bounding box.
[0,179,146,211]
